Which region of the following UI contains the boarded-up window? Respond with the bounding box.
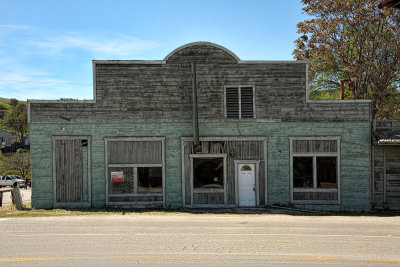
[291,138,340,204]
[292,140,338,153]
[225,86,255,119]
[107,141,162,164]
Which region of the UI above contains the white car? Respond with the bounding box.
[0,175,25,188]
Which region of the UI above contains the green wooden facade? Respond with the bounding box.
[28,42,372,210]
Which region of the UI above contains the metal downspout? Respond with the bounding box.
[191,61,200,149]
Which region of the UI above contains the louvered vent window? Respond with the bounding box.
[225,86,255,119]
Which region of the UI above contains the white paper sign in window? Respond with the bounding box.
[111,171,124,182]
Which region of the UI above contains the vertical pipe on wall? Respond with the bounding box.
[192,61,200,146]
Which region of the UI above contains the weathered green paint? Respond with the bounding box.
[30,120,370,211]
[28,42,372,211]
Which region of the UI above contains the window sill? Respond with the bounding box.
[223,118,256,121]
[193,188,224,193]
[293,188,338,192]
[292,200,340,205]
[109,193,163,197]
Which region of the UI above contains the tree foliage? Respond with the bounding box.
[9,98,19,107]
[294,0,400,119]
[3,102,27,143]
[0,149,31,178]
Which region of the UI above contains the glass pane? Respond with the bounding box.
[194,158,224,189]
[138,167,162,193]
[317,157,337,188]
[293,157,313,188]
[108,167,134,194]
[240,165,252,171]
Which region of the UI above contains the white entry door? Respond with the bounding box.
[238,163,256,207]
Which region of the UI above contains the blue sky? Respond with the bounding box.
[0,0,308,100]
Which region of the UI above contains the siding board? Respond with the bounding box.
[55,139,83,203]
[29,44,370,124]
[107,141,162,164]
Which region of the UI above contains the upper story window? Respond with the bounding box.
[224,86,255,119]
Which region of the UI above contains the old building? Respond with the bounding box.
[372,120,400,210]
[28,42,373,210]
[0,130,16,148]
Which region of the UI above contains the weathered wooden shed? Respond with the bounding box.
[372,120,400,210]
[28,42,372,210]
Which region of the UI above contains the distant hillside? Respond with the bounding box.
[0,98,12,111]
[0,98,26,110]
[0,97,27,129]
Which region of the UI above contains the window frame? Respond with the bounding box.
[192,157,224,190]
[224,85,256,119]
[189,154,227,205]
[289,137,341,204]
[104,137,165,206]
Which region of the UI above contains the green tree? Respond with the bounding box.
[9,98,18,107]
[1,150,31,178]
[3,102,28,143]
[294,0,400,119]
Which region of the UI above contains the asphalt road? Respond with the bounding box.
[0,214,399,266]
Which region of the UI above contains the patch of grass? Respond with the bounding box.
[0,203,196,217]
[1,203,399,217]
[0,203,271,217]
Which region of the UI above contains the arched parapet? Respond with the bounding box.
[164,42,240,64]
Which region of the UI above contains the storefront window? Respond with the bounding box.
[193,158,224,189]
[138,167,162,193]
[293,157,313,188]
